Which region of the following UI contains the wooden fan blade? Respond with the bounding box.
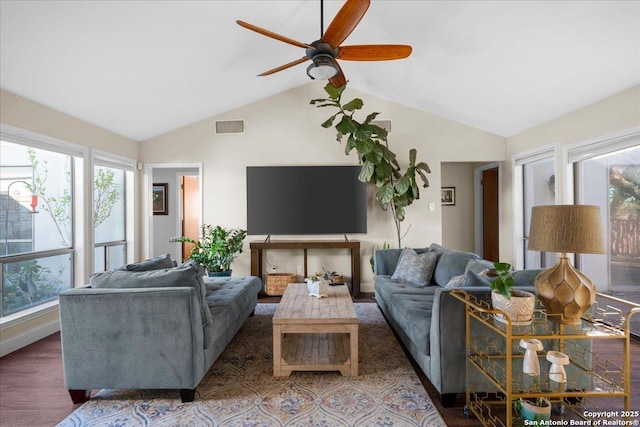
[259,57,309,76]
[322,0,370,48]
[329,61,347,88]
[237,20,312,49]
[337,44,412,61]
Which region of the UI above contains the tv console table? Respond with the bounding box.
[250,240,361,298]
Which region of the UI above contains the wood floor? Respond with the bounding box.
[1,296,638,427]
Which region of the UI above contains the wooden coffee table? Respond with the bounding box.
[272,283,358,377]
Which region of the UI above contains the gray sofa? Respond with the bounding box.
[59,256,261,403]
[374,244,539,407]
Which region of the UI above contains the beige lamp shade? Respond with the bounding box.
[528,205,605,254]
[527,205,605,324]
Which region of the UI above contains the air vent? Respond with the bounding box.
[371,120,391,133]
[215,120,245,134]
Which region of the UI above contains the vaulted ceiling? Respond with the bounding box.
[1,0,638,141]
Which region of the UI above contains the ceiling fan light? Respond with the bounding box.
[306,54,338,80]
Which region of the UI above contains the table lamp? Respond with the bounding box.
[527,205,605,324]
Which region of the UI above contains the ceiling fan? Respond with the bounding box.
[236,0,412,88]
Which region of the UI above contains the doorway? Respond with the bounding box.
[145,163,201,261]
[474,163,500,260]
[181,175,199,261]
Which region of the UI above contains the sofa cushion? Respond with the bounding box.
[90,260,213,329]
[388,293,434,355]
[433,248,481,286]
[115,253,175,271]
[391,248,437,287]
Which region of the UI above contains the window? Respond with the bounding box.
[570,131,640,336]
[93,164,126,273]
[513,148,556,269]
[1,140,75,318]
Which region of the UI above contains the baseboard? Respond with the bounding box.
[0,319,60,357]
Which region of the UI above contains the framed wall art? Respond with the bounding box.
[441,187,455,206]
[153,183,168,215]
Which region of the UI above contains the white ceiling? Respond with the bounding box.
[1,1,639,142]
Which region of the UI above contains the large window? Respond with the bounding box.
[513,148,556,269]
[571,133,639,336]
[93,164,126,273]
[1,140,74,318]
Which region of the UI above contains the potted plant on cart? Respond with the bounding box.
[489,262,536,325]
[171,225,247,277]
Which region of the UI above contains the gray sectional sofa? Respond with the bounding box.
[374,244,539,407]
[59,256,261,403]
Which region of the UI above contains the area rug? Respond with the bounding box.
[57,303,446,427]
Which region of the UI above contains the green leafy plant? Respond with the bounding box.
[170,225,247,274]
[311,83,430,248]
[370,241,390,273]
[489,261,514,299]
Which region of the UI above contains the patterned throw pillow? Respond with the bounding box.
[391,248,438,287]
[444,273,467,289]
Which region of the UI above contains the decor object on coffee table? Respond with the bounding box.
[527,205,605,324]
[171,224,247,277]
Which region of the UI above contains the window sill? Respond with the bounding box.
[0,300,60,329]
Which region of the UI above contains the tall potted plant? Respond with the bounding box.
[312,83,430,248]
[171,225,247,277]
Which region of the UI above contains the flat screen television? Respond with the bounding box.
[246,166,367,235]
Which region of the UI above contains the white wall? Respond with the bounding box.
[501,85,640,263]
[441,162,475,252]
[140,82,506,291]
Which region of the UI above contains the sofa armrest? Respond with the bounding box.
[59,286,205,390]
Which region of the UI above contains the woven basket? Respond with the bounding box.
[266,273,296,296]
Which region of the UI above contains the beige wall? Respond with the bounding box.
[441,162,475,252]
[140,82,506,291]
[0,89,139,354]
[500,85,640,263]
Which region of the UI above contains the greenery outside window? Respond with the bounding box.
[93,163,127,273]
[1,139,75,318]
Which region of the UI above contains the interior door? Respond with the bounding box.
[482,167,499,261]
[181,175,200,261]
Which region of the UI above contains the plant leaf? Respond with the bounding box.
[355,124,374,141]
[345,135,356,155]
[409,148,417,165]
[321,114,337,128]
[355,138,374,154]
[376,182,394,204]
[365,144,384,164]
[395,176,411,195]
[343,98,363,111]
[336,115,357,134]
[364,112,379,124]
[324,83,343,100]
[358,161,375,183]
[375,160,393,179]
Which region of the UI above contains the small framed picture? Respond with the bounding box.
[441,187,455,206]
[153,183,168,215]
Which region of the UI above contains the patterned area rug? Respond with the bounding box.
[58,303,446,426]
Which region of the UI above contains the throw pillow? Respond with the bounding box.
[465,269,492,287]
[432,248,481,286]
[391,248,437,287]
[115,253,175,271]
[465,258,495,275]
[444,273,467,289]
